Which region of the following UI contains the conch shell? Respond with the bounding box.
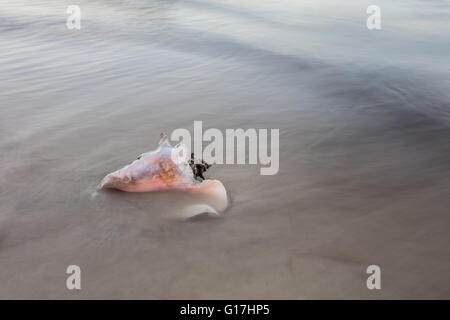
[99,134,228,216]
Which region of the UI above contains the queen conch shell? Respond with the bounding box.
[99,134,228,217]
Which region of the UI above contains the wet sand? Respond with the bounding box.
[1,0,450,299]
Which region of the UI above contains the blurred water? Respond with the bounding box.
[1,0,450,298]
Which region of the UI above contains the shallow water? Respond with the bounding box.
[1,0,450,298]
